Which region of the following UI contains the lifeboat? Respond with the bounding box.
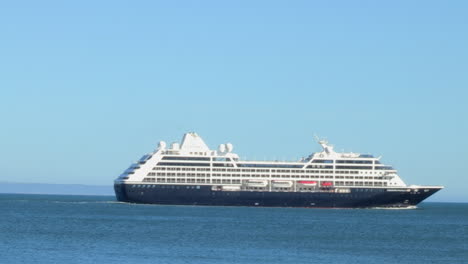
[272,180,293,188]
[246,180,268,187]
[222,185,241,191]
[298,181,318,186]
[321,181,333,187]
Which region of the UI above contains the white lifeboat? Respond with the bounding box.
[246,180,268,187]
[272,180,293,188]
[222,185,241,191]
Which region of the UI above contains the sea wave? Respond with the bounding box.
[50,201,121,204]
[368,205,418,210]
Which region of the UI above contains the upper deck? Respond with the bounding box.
[116,132,410,189]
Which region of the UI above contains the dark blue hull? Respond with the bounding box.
[114,183,441,208]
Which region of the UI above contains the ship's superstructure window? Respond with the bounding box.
[311,160,334,163]
[336,160,372,164]
[237,164,303,168]
[157,162,210,167]
[138,154,152,164]
[162,156,210,161]
[306,165,333,169]
[336,166,373,170]
[375,166,394,170]
[213,163,234,167]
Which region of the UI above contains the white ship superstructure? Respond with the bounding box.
[118,132,408,189]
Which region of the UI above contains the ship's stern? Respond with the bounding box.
[114,181,129,202]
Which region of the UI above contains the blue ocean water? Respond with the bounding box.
[1,194,467,264]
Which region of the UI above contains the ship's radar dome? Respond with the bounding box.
[158,141,166,150]
[226,143,233,152]
[218,144,226,153]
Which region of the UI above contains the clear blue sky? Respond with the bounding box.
[1,1,467,202]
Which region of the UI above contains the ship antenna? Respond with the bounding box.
[314,134,328,144]
[313,134,320,143]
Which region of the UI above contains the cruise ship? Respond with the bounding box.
[114,132,443,208]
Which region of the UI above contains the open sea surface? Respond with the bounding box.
[1,193,467,264]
